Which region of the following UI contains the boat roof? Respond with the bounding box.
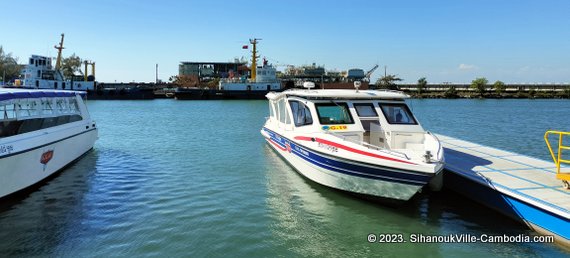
[0,87,85,101]
[266,89,409,101]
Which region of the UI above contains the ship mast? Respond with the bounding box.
[250,38,261,81]
[54,33,65,70]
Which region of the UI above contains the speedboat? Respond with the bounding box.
[0,88,98,199]
[260,82,444,201]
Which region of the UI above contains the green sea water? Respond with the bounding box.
[0,99,568,257]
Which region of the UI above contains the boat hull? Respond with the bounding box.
[174,88,284,100]
[0,123,98,199]
[86,87,155,100]
[262,127,434,201]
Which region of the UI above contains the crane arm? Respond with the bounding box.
[365,64,379,79]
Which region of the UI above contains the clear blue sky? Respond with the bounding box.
[2,0,569,84]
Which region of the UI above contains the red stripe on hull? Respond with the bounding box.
[267,138,287,151]
[294,136,416,165]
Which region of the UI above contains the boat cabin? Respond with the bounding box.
[0,89,86,139]
[15,55,95,90]
[266,89,429,155]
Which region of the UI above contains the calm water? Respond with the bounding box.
[0,99,569,257]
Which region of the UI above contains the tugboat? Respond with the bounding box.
[174,38,283,100]
[13,34,154,100]
[14,34,95,91]
[261,82,444,202]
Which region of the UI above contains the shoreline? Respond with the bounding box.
[402,91,570,99]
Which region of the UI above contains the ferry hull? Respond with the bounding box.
[263,128,433,201]
[0,125,98,199]
[174,88,284,100]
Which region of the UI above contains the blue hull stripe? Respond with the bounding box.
[263,127,432,186]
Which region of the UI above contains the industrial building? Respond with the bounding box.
[178,61,247,80]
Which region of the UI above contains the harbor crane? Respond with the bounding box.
[83,60,95,81]
[364,64,379,82]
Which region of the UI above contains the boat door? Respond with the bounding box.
[353,103,382,145]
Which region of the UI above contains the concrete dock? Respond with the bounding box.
[437,134,570,247]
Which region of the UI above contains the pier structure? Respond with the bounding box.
[438,134,570,247]
[398,83,570,92]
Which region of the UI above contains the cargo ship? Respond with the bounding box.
[174,39,283,100]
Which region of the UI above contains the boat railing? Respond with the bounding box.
[324,130,410,160]
[220,78,280,84]
[544,130,570,189]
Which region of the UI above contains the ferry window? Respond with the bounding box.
[18,118,43,134]
[289,100,313,126]
[379,104,417,125]
[354,103,377,117]
[269,102,275,118]
[1,120,23,138]
[41,117,58,129]
[315,102,354,125]
[69,115,82,123]
[278,99,286,123]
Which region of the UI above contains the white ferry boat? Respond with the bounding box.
[0,88,98,199]
[261,82,444,201]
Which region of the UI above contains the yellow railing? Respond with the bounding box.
[544,130,570,189]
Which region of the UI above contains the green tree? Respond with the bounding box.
[376,74,402,90]
[417,77,427,95]
[444,85,458,98]
[471,77,488,97]
[0,46,21,82]
[61,53,83,78]
[493,80,506,95]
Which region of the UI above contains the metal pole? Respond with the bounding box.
[156,64,158,84]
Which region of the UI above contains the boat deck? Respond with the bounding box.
[436,134,570,246]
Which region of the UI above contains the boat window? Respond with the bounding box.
[315,102,354,125]
[289,100,313,127]
[278,98,286,123]
[18,118,43,134]
[0,114,83,138]
[269,102,275,118]
[354,103,378,117]
[379,103,417,125]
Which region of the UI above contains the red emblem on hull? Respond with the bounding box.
[40,150,54,165]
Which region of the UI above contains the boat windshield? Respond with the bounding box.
[315,102,354,125]
[379,103,417,125]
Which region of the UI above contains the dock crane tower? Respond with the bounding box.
[364,64,379,82]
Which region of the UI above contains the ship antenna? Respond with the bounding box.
[54,33,65,70]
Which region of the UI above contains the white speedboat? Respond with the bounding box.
[0,88,98,199]
[261,82,444,201]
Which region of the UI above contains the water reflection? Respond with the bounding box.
[262,144,566,257]
[0,149,98,256]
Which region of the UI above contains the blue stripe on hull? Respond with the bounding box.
[263,127,432,186]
